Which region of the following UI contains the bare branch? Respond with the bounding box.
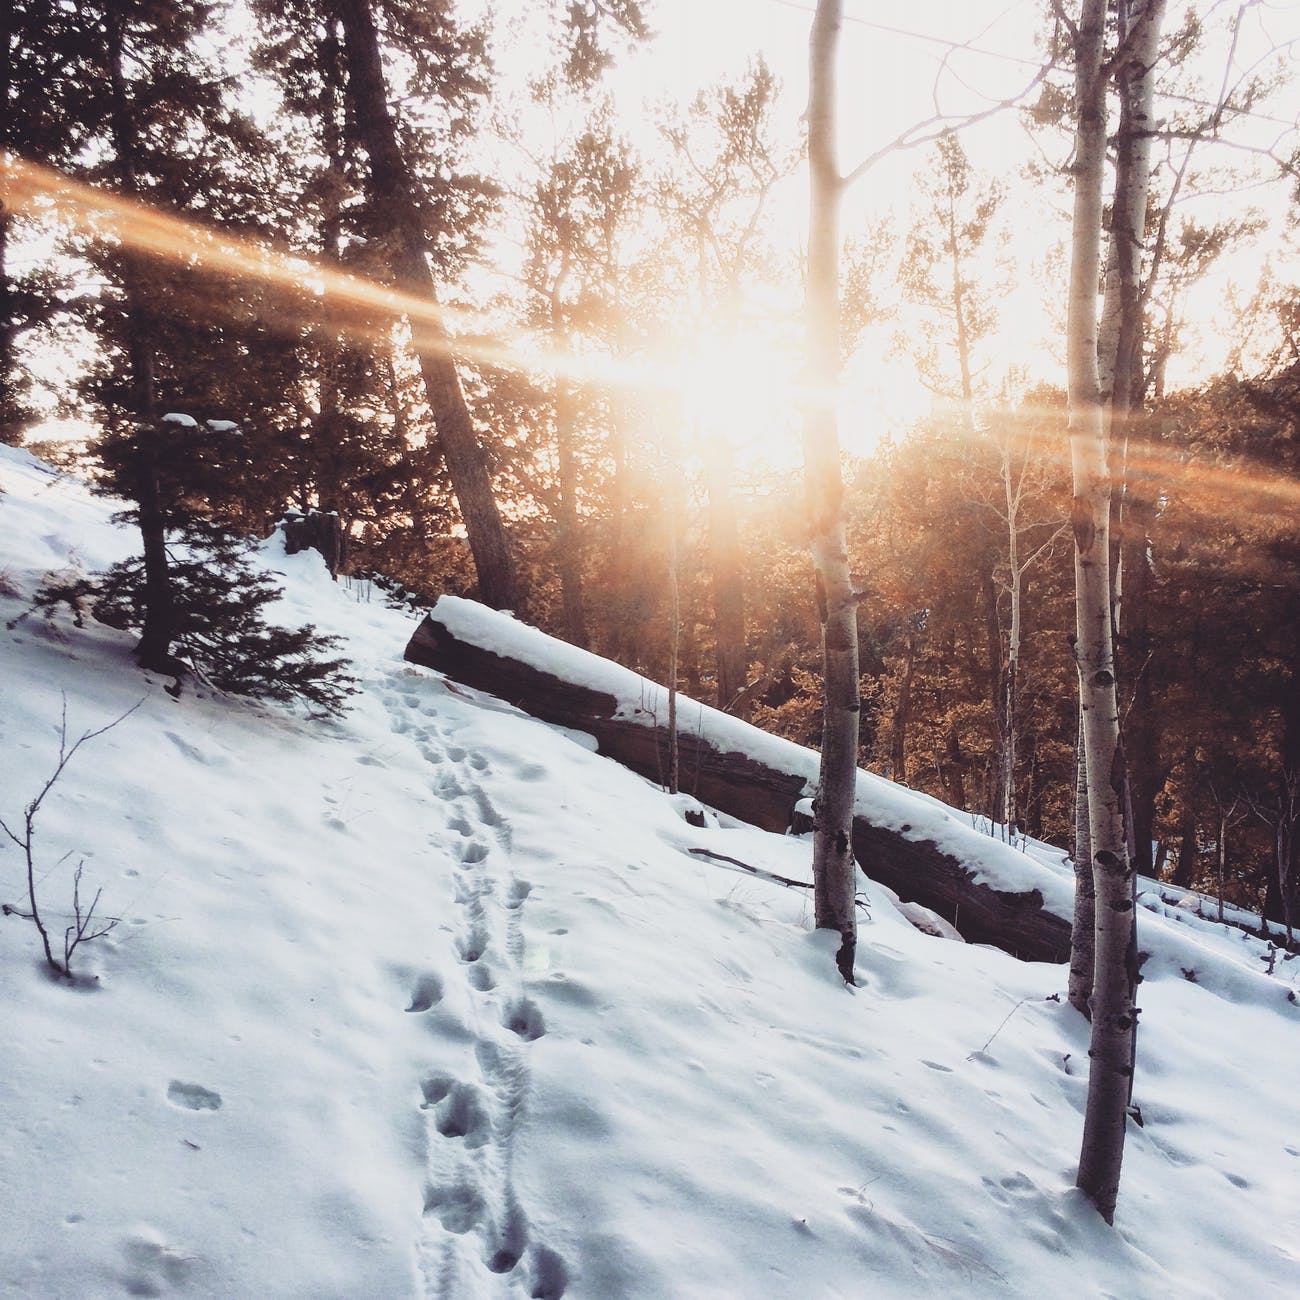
[842,51,1057,191]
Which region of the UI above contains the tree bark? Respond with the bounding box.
[890,627,916,785]
[404,606,1073,963]
[1069,706,1096,1016]
[0,1,16,443]
[334,0,518,611]
[804,0,859,983]
[1067,0,1144,1227]
[551,317,588,647]
[1102,0,1166,880]
[706,438,748,715]
[104,0,177,674]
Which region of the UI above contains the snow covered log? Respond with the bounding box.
[405,598,1074,964]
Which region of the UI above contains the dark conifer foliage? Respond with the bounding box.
[36,523,357,714]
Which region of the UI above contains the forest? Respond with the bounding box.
[3,4,1298,976]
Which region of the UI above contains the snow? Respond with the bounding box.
[2,442,1299,1298]
[160,413,199,428]
[204,420,239,433]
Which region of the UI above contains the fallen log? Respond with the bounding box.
[405,597,1074,964]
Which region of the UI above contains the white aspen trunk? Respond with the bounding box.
[1068,0,1139,1227]
[1101,0,1166,879]
[805,0,859,983]
[1069,704,1096,1016]
[667,499,681,796]
[999,443,1022,831]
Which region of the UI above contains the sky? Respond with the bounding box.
[4,440,1300,1296]
[17,0,1300,460]
[567,0,1299,440]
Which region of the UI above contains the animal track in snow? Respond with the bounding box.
[423,1179,485,1234]
[120,1228,193,1296]
[166,1081,222,1111]
[434,1083,492,1147]
[381,673,567,1297]
[420,1075,455,1108]
[406,974,444,1013]
[529,1246,569,1300]
[502,997,546,1042]
[458,839,489,866]
[455,926,489,966]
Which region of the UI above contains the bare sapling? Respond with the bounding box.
[0,696,142,979]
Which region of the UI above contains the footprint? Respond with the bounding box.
[456,928,489,965]
[516,762,547,782]
[420,1075,455,1109]
[166,1081,222,1112]
[503,997,546,1042]
[506,880,532,910]
[406,974,444,1013]
[448,814,474,837]
[423,1180,485,1234]
[530,1246,569,1299]
[468,963,496,992]
[120,1229,192,1296]
[435,1083,491,1147]
[459,840,489,866]
[454,876,492,906]
[486,1200,528,1274]
[447,746,467,763]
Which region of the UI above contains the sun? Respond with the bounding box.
[668,327,930,470]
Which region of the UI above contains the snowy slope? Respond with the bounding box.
[2,444,1299,1299]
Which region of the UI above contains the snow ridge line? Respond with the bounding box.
[383,670,567,1300]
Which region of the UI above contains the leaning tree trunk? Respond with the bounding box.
[335,0,517,612]
[804,0,858,984]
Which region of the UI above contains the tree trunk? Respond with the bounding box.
[552,332,588,647]
[1102,0,1166,880]
[1121,479,1157,873]
[666,497,681,795]
[804,0,859,983]
[0,201,16,444]
[890,629,916,785]
[0,1,15,443]
[1069,705,1096,1016]
[705,438,748,716]
[1173,774,1197,888]
[1068,0,1140,1227]
[334,0,517,612]
[104,1,178,674]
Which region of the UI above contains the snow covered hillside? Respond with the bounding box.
[2,443,1299,1299]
